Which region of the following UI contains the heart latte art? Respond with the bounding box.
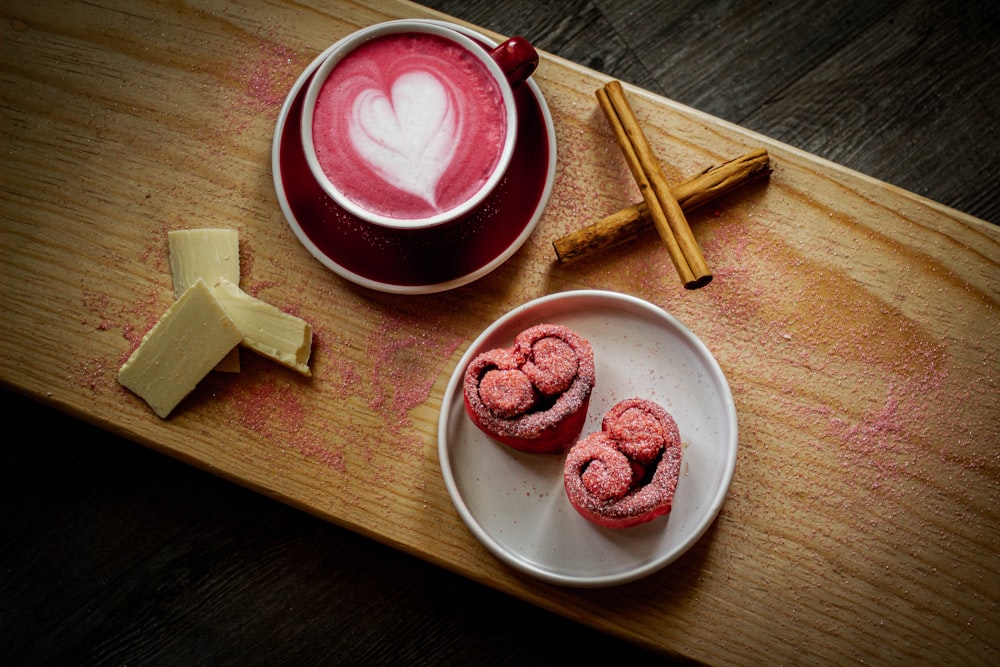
[349,71,458,208]
[312,33,507,221]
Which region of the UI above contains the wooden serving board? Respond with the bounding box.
[2,1,997,664]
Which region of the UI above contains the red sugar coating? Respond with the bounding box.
[464,323,595,454]
[479,369,536,418]
[575,432,633,501]
[519,333,578,395]
[564,398,682,528]
[604,398,679,465]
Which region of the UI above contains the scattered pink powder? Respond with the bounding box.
[229,375,302,436]
[368,332,436,418]
[216,367,344,472]
[323,335,362,399]
[71,356,115,394]
[216,37,308,136]
[239,40,302,110]
[244,279,278,299]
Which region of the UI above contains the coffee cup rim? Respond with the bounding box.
[300,19,521,231]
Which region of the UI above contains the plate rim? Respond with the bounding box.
[437,289,739,587]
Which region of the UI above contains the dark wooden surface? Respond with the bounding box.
[3,1,997,665]
[423,0,999,225]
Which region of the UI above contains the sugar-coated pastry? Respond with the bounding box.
[564,398,682,528]
[463,324,595,454]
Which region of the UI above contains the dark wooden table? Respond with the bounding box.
[3,1,997,664]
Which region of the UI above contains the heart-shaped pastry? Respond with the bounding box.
[463,324,595,454]
[349,70,459,209]
[564,398,682,528]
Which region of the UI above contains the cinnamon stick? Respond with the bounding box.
[597,80,712,289]
[594,86,690,285]
[553,148,771,265]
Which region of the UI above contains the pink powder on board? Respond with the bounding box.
[72,356,115,394]
[245,279,278,299]
[218,38,306,136]
[706,207,992,510]
[239,40,302,110]
[81,257,167,393]
[221,368,345,473]
[368,331,435,419]
[230,375,302,437]
[343,305,466,464]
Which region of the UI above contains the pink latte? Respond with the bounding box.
[311,32,508,221]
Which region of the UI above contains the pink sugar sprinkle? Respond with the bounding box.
[370,332,437,418]
[325,347,362,400]
[297,441,345,471]
[574,433,632,501]
[605,403,671,465]
[363,310,464,448]
[71,356,115,394]
[199,35,309,141]
[82,291,110,317]
[229,376,301,437]
[224,372,345,472]
[239,40,303,110]
[479,369,535,418]
[79,268,167,397]
[244,279,279,299]
[521,335,578,395]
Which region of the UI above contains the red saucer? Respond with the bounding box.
[272,27,556,294]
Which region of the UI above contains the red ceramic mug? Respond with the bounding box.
[300,20,539,230]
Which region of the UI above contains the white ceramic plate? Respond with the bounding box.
[438,290,738,587]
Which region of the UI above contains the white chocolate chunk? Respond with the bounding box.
[118,279,242,418]
[168,228,240,296]
[211,278,312,377]
[168,228,241,372]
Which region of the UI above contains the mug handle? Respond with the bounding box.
[489,36,539,88]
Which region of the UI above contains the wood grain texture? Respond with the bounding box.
[2,0,998,665]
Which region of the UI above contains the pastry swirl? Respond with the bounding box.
[464,324,595,453]
[564,398,682,528]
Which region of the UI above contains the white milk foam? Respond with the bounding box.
[348,70,460,209]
